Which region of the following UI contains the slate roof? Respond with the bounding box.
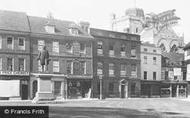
[0,10,30,32]
[0,10,91,37]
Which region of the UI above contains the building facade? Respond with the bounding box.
[184,42,190,97]
[90,28,141,98]
[28,17,94,100]
[161,52,187,97]
[140,42,161,97]
[0,11,30,100]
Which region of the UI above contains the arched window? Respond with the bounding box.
[159,43,166,52]
[170,44,178,53]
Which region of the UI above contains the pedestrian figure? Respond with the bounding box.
[37,45,50,72]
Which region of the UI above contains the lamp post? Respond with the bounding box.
[99,75,103,100]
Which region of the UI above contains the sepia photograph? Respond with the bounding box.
[0,0,189,117]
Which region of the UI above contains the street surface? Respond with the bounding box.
[0,98,190,118]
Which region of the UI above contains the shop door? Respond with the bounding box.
[21,84,28,100]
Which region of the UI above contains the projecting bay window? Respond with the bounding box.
[97,62,103,75]
[53,61,59,72]
[7,58,13,71]
[109,44,114,57]
[18,58,25,71]
[18,37,25,50]
[120,44,126,57]
[109,63,115,76]
[120,65,127,77]
[52,41,59,54]
[97,41,103,55]
[38,40,45,51]
[7,36,14,49]
[131,64,137,78]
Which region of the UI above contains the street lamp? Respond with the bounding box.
[99,75,103,100]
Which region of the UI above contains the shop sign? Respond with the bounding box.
[0,71,29,76]
[174,68,181,76]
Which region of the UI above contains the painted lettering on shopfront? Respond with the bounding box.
[0,71,29,76]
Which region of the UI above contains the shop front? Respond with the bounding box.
[67,78,92,99]
[141,80,161,98]
[0,71,30,100]
[161,81,187,98]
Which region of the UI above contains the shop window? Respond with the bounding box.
[153,72,156,80]
[109,63,115,76]
[53,61,59,72]
[97,62,103,75]
[144,71,147,80]
[120,65,127,77]
[7,57,13,71]
[54,81,61,96]
[52,41,59,54]
[38,40,45,51]
[18,37,25,50]
[66,60,73,74]
[7,36,13,49]
[144,56,147,64]
[97,41,103,55]
[18,58,25,71]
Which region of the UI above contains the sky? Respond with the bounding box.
[0,0,189,43]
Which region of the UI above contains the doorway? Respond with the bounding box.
[121,84,125,98]
[21,80,28,100]
[32,80,38,99]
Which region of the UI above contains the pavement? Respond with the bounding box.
[0,98,190,118]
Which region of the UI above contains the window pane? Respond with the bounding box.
[7,58,13,71]
[66,61,72,74]
[19,38,24,46]
[38,40,44,51]
[18,58,25,71]
[53,41,59,54]
[53,61,59,72]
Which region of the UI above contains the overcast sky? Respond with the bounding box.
[0,0,189,43]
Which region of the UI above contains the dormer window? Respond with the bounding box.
[45,21,55,34]
[69,28,78,35]
[45,25,55,33]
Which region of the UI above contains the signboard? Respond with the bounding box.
[168,71,174,79]
[0,71,29,76]
[174,68,181,76]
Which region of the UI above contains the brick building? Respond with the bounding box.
[28,17,94,100]
[90,28,141,98]
[0,11,30,100]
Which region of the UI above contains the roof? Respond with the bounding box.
[0,10,91,37]
[162,52,184,62]
[184,42,190,50]
[0,10,30,32]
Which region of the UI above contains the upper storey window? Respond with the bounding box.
[7,36,14,49]
[109,44,114,57]
[97,41,103,55]
[38,40,45,51]
[120,44,126,57]
[45,21,55,34]
[18,37,25,50]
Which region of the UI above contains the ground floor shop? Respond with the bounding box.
[91,76,141,99]
[0,75,29,100]
[30,73,93,100]
[141,81,161,98]
[160,81,187,98]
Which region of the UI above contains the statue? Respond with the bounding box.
[37,45,50,72]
